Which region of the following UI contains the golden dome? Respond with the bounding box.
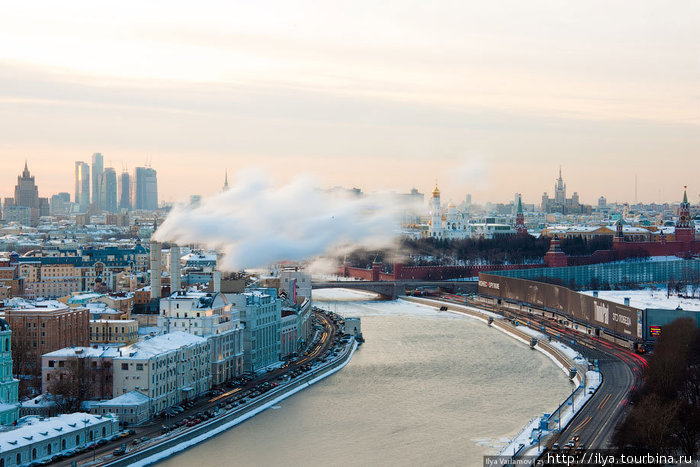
[432,184,440,198]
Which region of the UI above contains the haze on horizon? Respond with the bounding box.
[0,1,698,206]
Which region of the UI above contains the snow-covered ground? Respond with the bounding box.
[313,288,381,301]
[500,370,603,460]
[582,289,700,311]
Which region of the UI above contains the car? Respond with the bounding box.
[118,431,130,439]
[140,436,149,443]
[113,447,126,456]
[572,435,580,443]
[97,438,109,446]
[128,429,136,435]
[551,443,559,452]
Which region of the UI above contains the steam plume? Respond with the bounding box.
[153,170,409,271]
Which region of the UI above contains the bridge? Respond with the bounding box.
[311,280,478,300]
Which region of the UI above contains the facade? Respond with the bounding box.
[0,320,19,426]
[90,390,150,425]
[228,288,282,374]
[4,300,90,375]
[49,192,71,216]
[10,163,48,226]
[74,161,90,211]
[118,170,131,211]
[133,167,158,211]
[90,319,139,345]
[41,346,119,399]
[158,292,244,385]
[91,152,104,210]
[112,332,211,416]
[101,167,118,213]
[0,413,118,466]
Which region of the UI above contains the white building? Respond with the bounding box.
[158,291,244,385]
[279,268,312,301]
[227,288,282,374]
[427,184,471,240]
[112,332,211,417]
[0,412,118,466]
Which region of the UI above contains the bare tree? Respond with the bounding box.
[47,357,93,414]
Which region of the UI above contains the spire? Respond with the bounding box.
[223,169,229,191]
[683,186,688,205]
[517,194,523,213]
[22,160,30,178]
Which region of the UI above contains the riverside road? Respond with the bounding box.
[426,295,645,455]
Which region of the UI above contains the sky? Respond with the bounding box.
[0,1,698,206]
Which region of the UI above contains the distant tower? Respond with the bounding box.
[554,167,566,205]
[614,219,625,243]
[675,186,694,243]
[222,170,229,192]
[429,183,442,238]
[515,194,528,235]
[544,235,568,267]
[91,152,104,210]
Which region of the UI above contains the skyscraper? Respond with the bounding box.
[74,161,90,210]
[91,152,104,209]
[101,167,118,213]
[132,167,158,211]
[11,162,48,225]
[118,171,131,211]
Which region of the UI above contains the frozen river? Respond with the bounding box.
[161,289,571,466]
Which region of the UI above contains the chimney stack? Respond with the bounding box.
[150,239,161,300]
[170,244,181,293]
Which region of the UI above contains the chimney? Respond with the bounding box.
[170,244,181,294]
[213,270,221,293]
[150,239,162,300]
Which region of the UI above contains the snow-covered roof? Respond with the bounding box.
[43,346,123,359]
[4,299,69,311]
[116,331,207,359]
[0,413,116,450]
[582,289,700,312]
[95,390,149,407]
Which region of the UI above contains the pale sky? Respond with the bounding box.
[1,1,698,206]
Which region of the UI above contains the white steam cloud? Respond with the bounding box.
[154,170,409,271]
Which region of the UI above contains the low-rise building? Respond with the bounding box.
[0,413,119,466]
[90,390,150,426]
[41,346,120,400]
[112,332,211,417]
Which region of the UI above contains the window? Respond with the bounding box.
[58,361,65,368]
[136,364,143,371]
[48,360,55,368]
[121,363,128,370]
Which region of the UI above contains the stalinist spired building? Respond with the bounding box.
[541,168,589,214]
[2,162,49,226]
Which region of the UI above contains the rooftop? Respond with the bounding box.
[116,331,207,359]
[0,413,116,450]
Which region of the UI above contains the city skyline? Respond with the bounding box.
[1,1,698,205]
[0,158,696,207]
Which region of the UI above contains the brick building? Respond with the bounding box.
[4,300,89,375]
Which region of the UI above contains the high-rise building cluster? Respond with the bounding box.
[73,153,158,213]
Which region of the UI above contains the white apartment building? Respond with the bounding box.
[112,332,211,416]
[227,288,281,374]
[158,291,244,385]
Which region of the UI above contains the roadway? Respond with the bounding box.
[56,310,339,467]
[427,294,645,454]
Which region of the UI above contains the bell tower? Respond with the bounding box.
[515,194,527,235]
